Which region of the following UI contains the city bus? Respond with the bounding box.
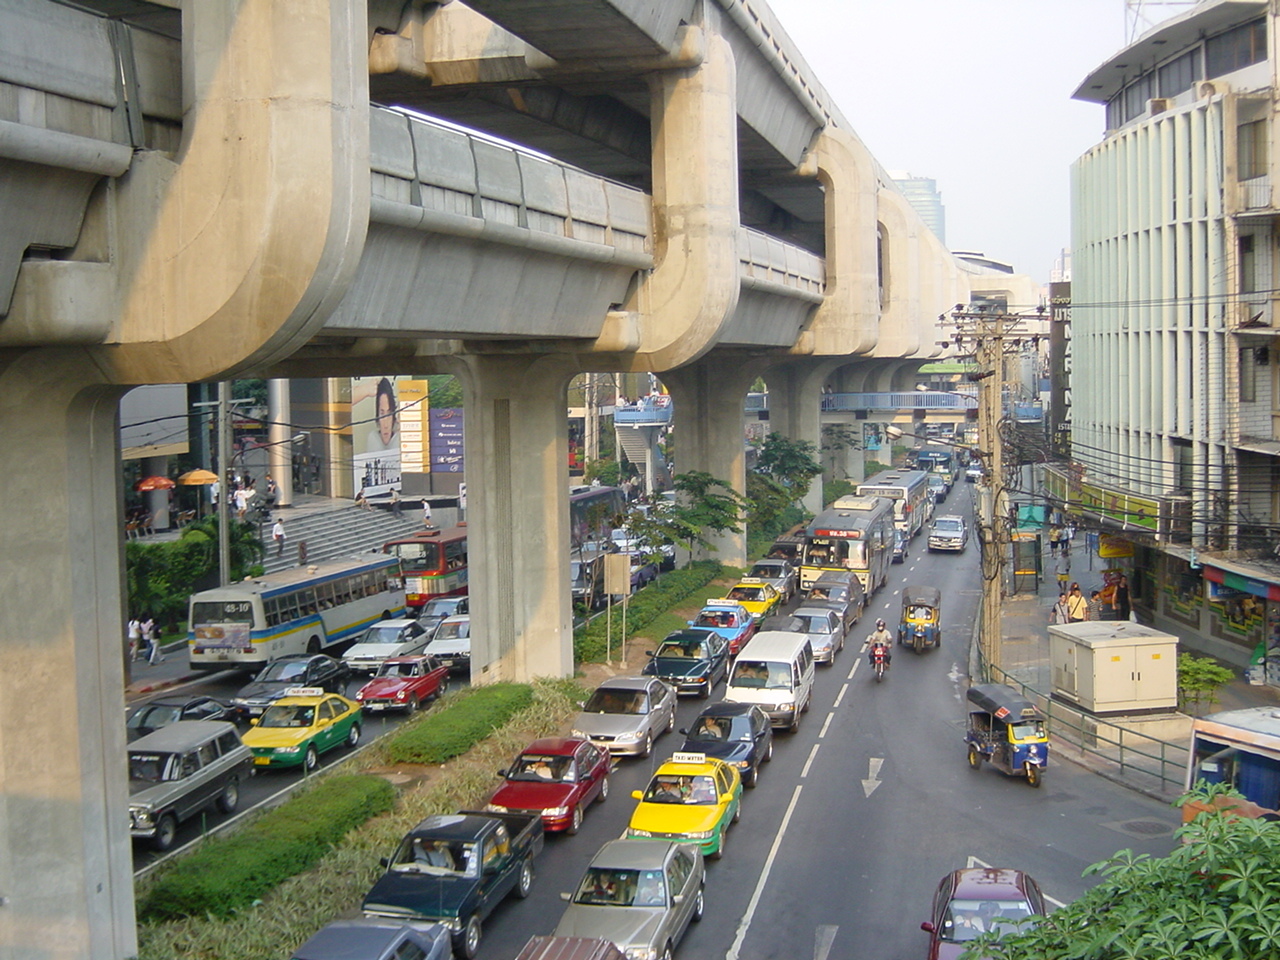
[915,448,960,486]
[382,526,468,610]
[1184,706,1280,820]
[569,484,626,550]
[800,495,895,593]
[187,556,406,671]
[856,469,932,538]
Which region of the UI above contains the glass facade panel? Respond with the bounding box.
[1206,18,1267,78]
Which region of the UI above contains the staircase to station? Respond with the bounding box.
[259,501,426,575]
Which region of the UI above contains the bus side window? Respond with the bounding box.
[263,598,279,627]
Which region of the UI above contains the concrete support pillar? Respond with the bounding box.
[662,360,757,566]
[0,354,135,959]
[455,356,574,681]
[267,378,294,507]
[142,455,171,529]
[765,361,829,515]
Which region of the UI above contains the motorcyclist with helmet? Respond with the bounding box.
[868,618,893,671]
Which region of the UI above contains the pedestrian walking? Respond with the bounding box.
[1113,574,1132,621]
[391,487,403,518]
[127,616,142,662]
[422,500,434,529]
[1050,592,1070,625]
[1066,583,1088,622]
[144,615,164,664]
[272,518,286,557]
[1048,525,1063,558]
[1087,590,1105,622]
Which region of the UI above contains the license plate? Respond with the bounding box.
[367,704,386,712]
[254,756,270,765]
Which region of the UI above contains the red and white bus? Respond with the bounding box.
[382,526,468,611]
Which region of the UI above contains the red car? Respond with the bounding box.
[920,867,1046,959]
[485,737,611,835]
[353,655,450,713]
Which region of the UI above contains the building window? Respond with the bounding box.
[1173,439,1194,492]
[1238,120,1269,181]
[1240,347,1258,402]
[1239,234,1257,293]
[1123,74,1154,124]
[1206,18,1267,78]
[1158,49,1201,98]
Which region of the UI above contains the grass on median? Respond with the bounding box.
[376,682,535,765]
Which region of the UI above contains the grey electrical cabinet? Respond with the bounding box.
[1047,621,1178,714]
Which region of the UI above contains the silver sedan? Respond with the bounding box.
[570,676,677,758]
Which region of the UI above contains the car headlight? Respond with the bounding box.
[485,803,508,813]
[231,698,249,707]
[733,760,751,769]
[570,729,586,739]
[778,703,795,712]
[684,829,716,839]
[355,690,365,700]
[624,948,659,960]
[274,746,303,754]
[130,807,152,827]
[542,806,569,817]
[395,690,407,700]
[628,828,652,837]
[616,731,641,742]
[441,918,462,932]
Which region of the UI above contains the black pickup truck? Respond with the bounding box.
[362,810,545,958]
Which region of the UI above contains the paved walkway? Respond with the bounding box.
[994,536,1280,801]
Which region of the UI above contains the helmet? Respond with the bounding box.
[876,618,886,629]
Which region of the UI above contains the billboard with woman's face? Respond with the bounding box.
[352,376,413,495]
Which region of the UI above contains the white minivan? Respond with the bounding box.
[723,631,816,731]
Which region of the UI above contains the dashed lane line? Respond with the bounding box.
[725,783,805,960]
[801,742,821,778]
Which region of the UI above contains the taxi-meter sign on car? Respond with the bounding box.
[604,553,631,597]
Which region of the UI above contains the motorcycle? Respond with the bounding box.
[869,645,889,683]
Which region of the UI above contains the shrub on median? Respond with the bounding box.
[379,682,534,765]
[138,774,395,923]
[573,561,723,662]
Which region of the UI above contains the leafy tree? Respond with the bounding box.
[968,783,1280,960]
[1177,653,1236,715]
[821,423,861,479]
[583,458,621,487]
[823,478,856,506]
[746,472,792,538]
[427,375,464,409]
[755,433,823,503]
[621,471,744,562]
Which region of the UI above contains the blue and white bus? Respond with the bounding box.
[801,495,895,594]
[856,469,932,538]
[188,556,406,671]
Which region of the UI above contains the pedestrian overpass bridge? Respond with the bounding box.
[0,3,1032,953]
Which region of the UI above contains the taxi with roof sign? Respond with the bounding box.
[687,599,757,655]
[625,752,741,859]
[721,578,781,623]
[240,687,363,771]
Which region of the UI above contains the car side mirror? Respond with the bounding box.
[920,922,936,933]
[380,857,390,868]
[672,893,685,904]
[249,718,259,726]
[645,651,654,658]
[631,790,643,800]
[577,701,586,709]
[497,768,507,778]
[678,728,688,735]
[560,891,571,901]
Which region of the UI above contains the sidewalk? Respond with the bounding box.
[994,536,1280,800]
[125,639,219,699]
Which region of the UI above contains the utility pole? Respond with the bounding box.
[944,304,1045,678]
[217,381,232,587]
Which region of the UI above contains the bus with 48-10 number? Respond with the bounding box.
[800,495,895,594]
[188,555,406,671]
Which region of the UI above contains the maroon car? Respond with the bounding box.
[485,737,611,835]
[920,867,1046,960]
[353,654,449,713]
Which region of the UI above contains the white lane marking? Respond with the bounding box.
[814,925,839,960]
[833,682,850,708]
[726,783,805,960]
[819,712,835,738]
[801,742,821,778]
[967,855,1067,908]
[847,658,860,680]
[862,757,885,797]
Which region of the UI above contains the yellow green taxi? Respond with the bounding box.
[723,578,782,622]
[240,687,363,771]
[626,753,742,859]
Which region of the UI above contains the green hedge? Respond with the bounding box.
[139,774,395,922]
[380,683,534,765]
[574,562,723,662]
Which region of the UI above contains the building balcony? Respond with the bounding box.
[1239,175,1273,213]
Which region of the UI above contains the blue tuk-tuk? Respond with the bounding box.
[965,684,1048,788]
[897,585,941,652]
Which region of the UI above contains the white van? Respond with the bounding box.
[724,631,816,731]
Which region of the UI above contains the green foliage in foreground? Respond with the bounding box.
[138,775,395,923]
[965,783,1280,960]
[380,683,534,765]
[1176,653,1236,715]
[574,562,723,663]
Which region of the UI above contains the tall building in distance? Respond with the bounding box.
[890,171,946,244]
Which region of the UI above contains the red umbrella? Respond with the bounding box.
[135,475,176,491]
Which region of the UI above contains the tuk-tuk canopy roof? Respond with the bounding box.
[901,585,941,608]
[966,683,1043,723]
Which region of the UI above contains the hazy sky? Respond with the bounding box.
[768,0,1140,287]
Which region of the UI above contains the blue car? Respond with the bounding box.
[687,600,756,655]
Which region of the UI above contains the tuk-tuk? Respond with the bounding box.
[965,684,1049,787]
[897,585,941,652]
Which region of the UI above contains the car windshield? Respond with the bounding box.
[574,868,666,907]
[690,716,754,742]
[259,704,316,728]
[256,660,309,682]
[582,688,647,714]
[376,660,422,678]
[128,752,175,782]
[935,520,963,534]
[695,611,737,628]
[390,837,476,878]
[794,614,834,634]
[420,599,458,618]
[732,660,792,690]
[941,898,1035,942]
[127,704,182,730]
[1009,721,1046,740]
[508,754,573,782]
[361,625,408,644]
[728,587,763,602]
[644,774,717,804]
[435,620,469,640]
[655,640,710,660]
[748,564,780,579]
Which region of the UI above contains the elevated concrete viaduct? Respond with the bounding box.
[0,1,977,953]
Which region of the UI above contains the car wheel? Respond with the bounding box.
[152,814,178,852]
[514,856,534,898]
[567,804,583,835]
[346,723,361,749]
[455,916,482,959]
[699,679,711,699]
[640,733,653,758]
[304,743,319,772]
[596,775,610,803]
[662,943,674,960]
[436,678,449,699]
[692,887,705,922]
[216,778,240,814]
[666,709,676,732]
[405,695,420,714]
[731,800,741,824]
[1025,763,1042,788]
[967,745,983,770]
[306,637,321,654]
[745,764,759,788]
[764,739,774,763]
[710,825,726,860]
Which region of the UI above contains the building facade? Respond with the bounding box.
[890,172,947,244]
[1064,0,1280,681]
